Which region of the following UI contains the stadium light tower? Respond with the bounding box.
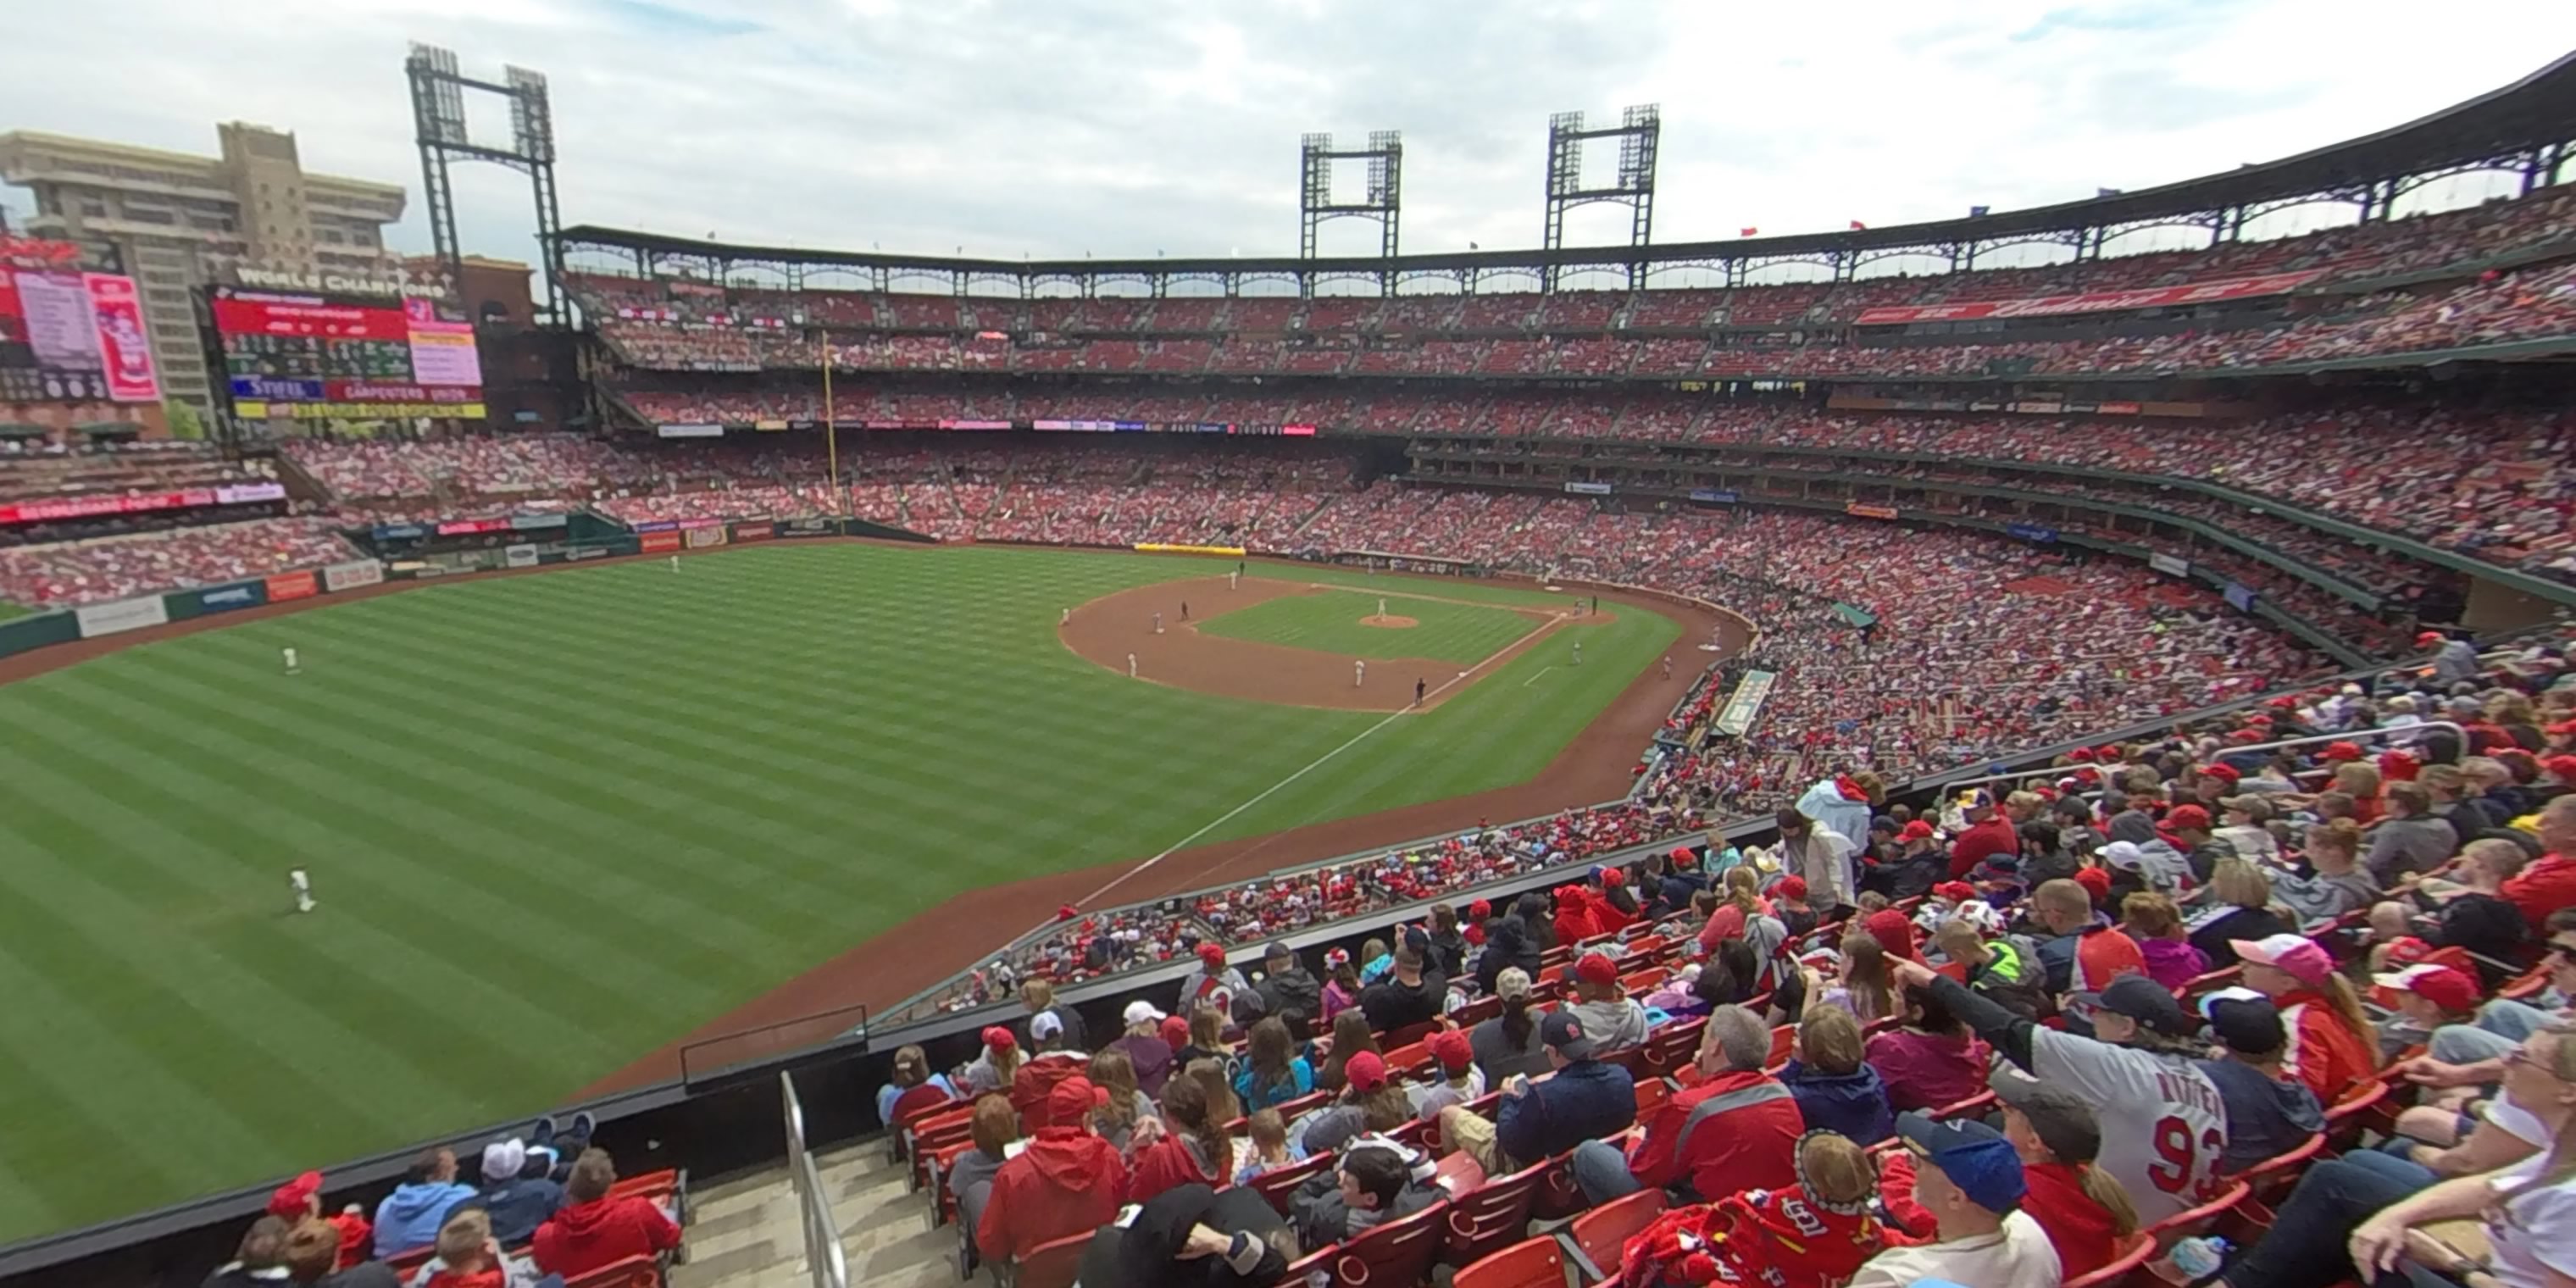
[405,42,567,317]
[1541,104,1660,288]
[1299,130,1403,271]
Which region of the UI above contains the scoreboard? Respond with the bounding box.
[0,237,161,404]
[211,286,486,419]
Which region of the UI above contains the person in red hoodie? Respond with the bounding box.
[1009,1010,1091,1128]
[1575,1004,1802,1204]
[529,1149,680,1280]
[2233,933,2375,1105]
[1946,790,2020,880]
[1554,883,1599,947]
[976,1075,1132,1265]
[264,1170,372,1272]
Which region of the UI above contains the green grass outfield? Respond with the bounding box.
[0,601,34,622]
[1196,586,1546,663]
[0,543,1678,1245]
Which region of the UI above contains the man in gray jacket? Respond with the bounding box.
[1254,940,1321,1026]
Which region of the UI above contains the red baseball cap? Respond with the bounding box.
[1899,820,1935,841]
[2167,805,2212,831]
[981,1026,1017,1053]
[1428,1027,1474,1073]
[2263,696,2298,710]
[1344,1051,1389,1094]
[1933,881,1974,902]
[2416,630,2445,646]
[1777,876,1809,901]
[2379,750,2421,781]
[1863,909,1921,963]
[1575,952,1619,985]
[266,1170,323,1220]
[2542,754,2576,783]
[2068,747,2096,763]
[2228,729,2265,744]
[2373,964,2479,1014]
[1159,1014,1191,1047]
[1468,898,1492,919]
[1600,868,1626,887]
[2074,867,2112,901]
[1196,942,1226,968]
[2199,763,2240,785]
[1048,1074,1110,1123]
[2322,741,2364,763]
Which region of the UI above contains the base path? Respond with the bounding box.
[578,558,1750,1096]
[1058,575,1584,712]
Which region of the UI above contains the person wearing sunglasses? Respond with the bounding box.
[2397,909,2576,1096]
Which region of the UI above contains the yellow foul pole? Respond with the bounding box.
[822,342,841,515]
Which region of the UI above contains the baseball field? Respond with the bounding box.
[0,541,1693,1245]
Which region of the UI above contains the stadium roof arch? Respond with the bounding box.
[557,50,2576,297]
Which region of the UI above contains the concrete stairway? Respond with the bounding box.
[672,1141,963,1288]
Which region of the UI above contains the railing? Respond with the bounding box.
[683,1003,869,1089]
[782,1071,850,1288]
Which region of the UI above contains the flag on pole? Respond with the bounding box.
[1848,219,1867,230]
[1739,226,1759,237]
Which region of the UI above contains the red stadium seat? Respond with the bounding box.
[1012,1229,1091,1288]
[2323,1080,2392,1152]
[2144,1180,2251,1253]
[1250,1152,1334,1215]
[1442,1159,1548,1267]
[1565,1187,1667,1284]
[2066,1231,2157,1288]
[2235,1134,2324,1202]
[1453,1235,1565,1288]
[1641,1017,1706,1078]
[1284,1198,1449,1288]
[562,1255,661,1288]
[1633,1077,1674,1116]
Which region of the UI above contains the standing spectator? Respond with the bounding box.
[1129,1073,1235,1203]
[1255,941,1321,1024]
[1441,1012,1635,1174]
[1566,1004,1800,1203]
[371,1149,477,1259]
[2194,991,2326,1174]
[1232,1017,1316,1113]
[528,1149,681,1280]
[1020,979,1086,1055]
[1566,951,1649,1053]
[1176,943,1247,1014]
[1846,1114,2059,1288]
[1779,808,1861,913]
[452,1139,564,1248]
[975,1076,1131,1266]
[2233,934,2377,1104]
[1108,1001,1179,1098]
[1356,946,1444,1034]
[1868,983,1991,1113]
[1780,1006,1895,1144]
[1469,966,1550,1085]
[947,1096,1018,1237]
[1011,1010,1091,1127]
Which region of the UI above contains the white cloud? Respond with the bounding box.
[5,0,2572,280]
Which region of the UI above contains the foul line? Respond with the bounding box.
[1072,608,1577,911]
[1522,665,1556,688]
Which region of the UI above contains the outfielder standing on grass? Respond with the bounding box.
[1573,640,1583,665]
[289,869,314,913]
[281,647,299,675]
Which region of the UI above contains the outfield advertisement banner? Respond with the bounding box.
[75,596,170,637]
[780,518,835,537]
[265,570,319,602]
[323,559,385,592]
[640,531,682,553]
[732,521,774,542]
[193,580,266,613]
[565,547,608,561]
[686,527,728,548]
[504,544,540,568]
[1134,542,1246,557]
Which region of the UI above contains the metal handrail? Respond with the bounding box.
[1944,721,2468,791]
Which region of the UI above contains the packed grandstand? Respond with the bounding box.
[8,72,2576,1288]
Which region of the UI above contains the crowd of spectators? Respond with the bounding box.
[0,439,275,505]
[0,517,358,608]
[878,630,2576,1288]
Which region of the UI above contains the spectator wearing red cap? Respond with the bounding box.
[1410,1028,1485,1120]
[2373,964,2483,1058]
[2235,934,2376,1104]
[1174,942,1246,1015]
[1553,883,1602,947]
[961,1026,1023,1097]
[2160,804,2233,885]
[1774,875,1820,940]
[975,1075,1130,1265]
[1865,819,1947,901]
[1863,908,1925,964]
[1293,1051,1410,1158]
[1568,950,1650,1053]
[529,1148,680,1280]
[1593,865,1641,934]
[265,1170,372,1272]
[1946,790,2021,882]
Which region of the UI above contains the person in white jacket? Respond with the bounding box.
[1776,808,1861,913]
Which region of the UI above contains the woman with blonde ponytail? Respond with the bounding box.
[1996,1083,2139,1282]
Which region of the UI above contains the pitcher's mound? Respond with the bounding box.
[1360,613,1419,629]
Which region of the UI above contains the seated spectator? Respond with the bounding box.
[529,1149,681,1280]
[1810,930,1899,1024]
[2215,795,2285,867]
[1567,1004,1800,1203]
[2196,991,2327,1174]
[2123,891,2211,990]
[1108,1000,1179,1099]
[1474,902,1543,997]
[1176,943,1248,1014]
[1088,1049,1155,1154]
[1408,1028,1484,1121]
[2272,819,2380,925]
[2398,909,2576,1083]
[2381,839,2534,988]
[1320,947,1363,1021]
[1232,1016,1316,1113]
[2233,933,2377,1104]
[2500,797,2576,926]
[958,1026,1022,1097]
[1993,1083,2140,1282]
[2198,1022,2576,1288]
[372,1149,478,1259]
[1566,951,1649,1053]
[407,1209,538,1288]
[1356,945,1444,1034]
[2375,964,2486,1062]
[264,1170,372,1274]
[1170,1007,1227,1073]
[947,1095,1017,1237]
[1181,1057,1242,1127]
[1848,1113,2058,1288]
[1619,1131,1885,1288]
[1072,1183,1296,1288]
[1293,1051,1410,1158]
[1010,1010,1091,1127]
[1935,918,2047,1020]
[876,1043,958,1127]
[1130,1071,1235,1203]
[975,1075,1131,1265]
[2024,879,2113,994]
[1019,979,1086,1054]
[1441,1011,1635,1176]
[2188,860,2296,968]
[1314,1010,1382,1095]
[1255,941,1322,1024]
[205,1216,296,1288]
[1469,967,1550,1085]
[1233,1108,1296,1187]
[2368,781,2459,884]
[1868,982,1992,1113]
[280,1219,398,1287]
[1780,1005,1895,1144]
[1286,1138,1441,1252]
[452,1138,564,1248]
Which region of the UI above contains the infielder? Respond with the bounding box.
[1062,607,1070,625]
[1153,612,1163,635]
[289,868,314,913]
[1127,652,1138,678]
[1229,570,1240,590]
[1413,678,1426,706]
[1662,655,1673,680]
[1354,659,1365,687]
[281,647,300,675]
[1572,640,1583,665]
[1180,601,1189,620]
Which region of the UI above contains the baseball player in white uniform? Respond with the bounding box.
[289,869,314,913]
[281,647,299,675]
[1896,960,2226,1223]
[1354,659,1365,687]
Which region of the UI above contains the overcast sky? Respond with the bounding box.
[7,1,2575,280]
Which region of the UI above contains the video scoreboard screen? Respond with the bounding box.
[0,237,162,404]
[212,286,486,419]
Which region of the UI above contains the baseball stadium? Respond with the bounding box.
[3,37,2576,1288]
